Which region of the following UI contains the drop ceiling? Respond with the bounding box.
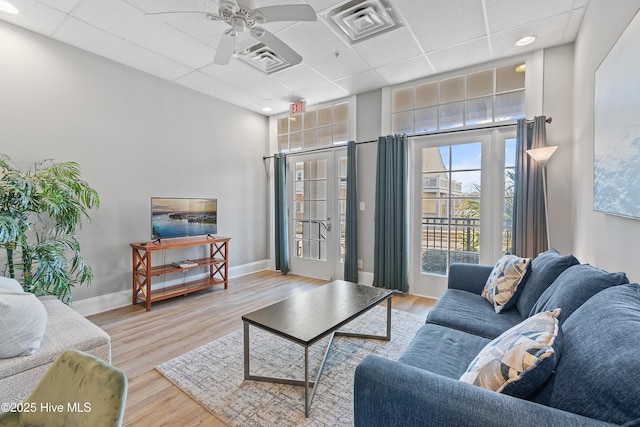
[0,0,588,115]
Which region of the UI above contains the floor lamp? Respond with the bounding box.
[526,146,558,249]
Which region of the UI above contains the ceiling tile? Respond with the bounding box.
[269,64,329,91]
[292,82,349,105]
[427,37,492,74]
[244,79,294,99]
[351,27,422,68]
[54,17,193,81]
[37,0,82,14]
[0,0,68,36]
[305,0,346,12]
[121,0,215,13]
[72,0,214,68]
[375,55,434,85]
[175,70,264,106]
[200,59,272,85]
[490,12,573,60]
[485,0,578,33]
[395,0,486,52]
[334,69,386,94]
[277,20,370,80]
[246,98,292,115]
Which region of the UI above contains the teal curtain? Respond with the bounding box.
[373,135,408,292]
[513,117,547,258]
[274,153,289,274]
[344,141,358,283]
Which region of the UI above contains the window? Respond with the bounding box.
[293,159,328,260]
[413,128,516,290]
[391,63,525,134]
[278,101,351,152]
[421,142,482,274]
[503,137,517,254]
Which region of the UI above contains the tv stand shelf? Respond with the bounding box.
[130,236,230,311]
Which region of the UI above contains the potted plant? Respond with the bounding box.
[0,154,100,303]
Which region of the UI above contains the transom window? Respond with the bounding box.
[278,101,350,152]
[392,63,525,134]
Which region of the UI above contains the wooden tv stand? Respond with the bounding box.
[130,236,230,311]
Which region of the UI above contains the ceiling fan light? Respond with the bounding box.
[0,0,19,14]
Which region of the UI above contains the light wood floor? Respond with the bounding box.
[88,271,436,427]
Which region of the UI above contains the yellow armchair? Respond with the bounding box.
[0,349,127,427]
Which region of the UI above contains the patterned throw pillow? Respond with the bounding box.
[459,309,562,398]
[482,255,531,313]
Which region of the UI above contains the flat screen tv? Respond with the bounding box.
[151,197,217,240]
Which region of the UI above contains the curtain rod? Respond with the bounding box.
[262,116,552,160]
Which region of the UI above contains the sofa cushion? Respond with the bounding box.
[516,249,579,317]
[530,264,629,323]
[398,323,489,379]
[533,284,640,425]
[482,255,531,313]
[426,289,524,339]
[459,309,562,399]
[0,289,48,358]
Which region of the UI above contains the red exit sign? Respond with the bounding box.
[290,101,305,115]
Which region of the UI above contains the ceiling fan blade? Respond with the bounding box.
[250,27,302,66]
[253,5,316,23]
[214,29,236,65]
[145,11,221,22]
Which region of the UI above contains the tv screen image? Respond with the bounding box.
[151,197,217,240]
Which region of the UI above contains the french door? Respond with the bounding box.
[287,150,346,281]
[410,128,516,298]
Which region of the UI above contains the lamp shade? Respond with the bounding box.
[526,146,558,165]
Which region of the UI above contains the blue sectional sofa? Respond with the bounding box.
[354,249,640,426]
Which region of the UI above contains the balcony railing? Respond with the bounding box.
[421,216,514,274]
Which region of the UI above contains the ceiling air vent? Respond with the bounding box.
[237,43,293,74]
[322,0,403,44]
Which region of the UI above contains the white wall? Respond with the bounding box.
[0,21,270,302]
[572,0,640,282]
[543,43,575,256]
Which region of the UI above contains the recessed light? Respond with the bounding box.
[261,107,272,112]
[0,0,19,14]
[515,64,526,73]
[515,36,536,47]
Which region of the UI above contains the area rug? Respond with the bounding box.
[156,305,424,427]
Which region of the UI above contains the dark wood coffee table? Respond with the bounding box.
[242,280,392,417]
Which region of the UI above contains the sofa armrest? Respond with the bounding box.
[447,263,493,294]
[354,355,615,427]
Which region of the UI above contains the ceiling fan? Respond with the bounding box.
[146,1,317,66]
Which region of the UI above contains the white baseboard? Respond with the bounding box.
[358,271,374,285]
[72,259,269,317]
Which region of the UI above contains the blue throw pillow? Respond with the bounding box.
[530,264,628,323]
[459,309,562,399]
[516,249,579,317]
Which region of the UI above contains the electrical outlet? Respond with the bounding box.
[359,202,365,211]
[357,259,363,269]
